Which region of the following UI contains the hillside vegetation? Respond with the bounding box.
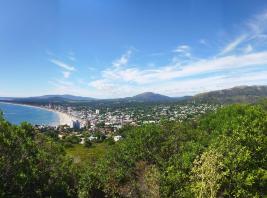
[194,85,267,104]
[1,102,267,197]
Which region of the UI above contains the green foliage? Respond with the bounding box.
[92,131,106,142]
[0,114,78,197]
[78,104,267,197]
[66,143,110,166]
[190,148,224,198]
[43,129,59,140]
[105,137,115,145]
[206,105,267,197]
[1,103,267,197]
[62,135,81,147]
[84,138,92,148]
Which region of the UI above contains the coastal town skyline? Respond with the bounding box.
[1,0,267,98]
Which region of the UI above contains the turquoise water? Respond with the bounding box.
[0,102,59,126]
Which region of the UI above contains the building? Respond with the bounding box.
[67,107,72,114]
[96,109,100,115]
[80,137,85,144]
[88,136,98,141]
[84,120,91,129]
[113,135,122,142]
[71,120,80,129]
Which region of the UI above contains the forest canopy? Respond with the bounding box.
[0,103,267,197]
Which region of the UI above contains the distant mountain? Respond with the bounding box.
[0,97,17,101]
[30,95,96,101]
[0,95,96,104]
[0,93,177,104]
[1,85,267,105]
[193,85,267,104]
[130,92,172,102]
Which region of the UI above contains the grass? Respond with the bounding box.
[66,142,110,166]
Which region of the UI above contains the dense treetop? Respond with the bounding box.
[1,102,267,197]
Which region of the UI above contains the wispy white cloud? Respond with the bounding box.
[112,50,132,68]
[246,9,267,37]
[94,51,267,85]
[219,35,247,55]
[49,79,94,97]
[173,45,191,57]
[243,44,253,53]
[86,11,267,97]
[129,69,266,97]
[62,71,71,78]
[51,9,267,98]
[157,70,267,96]
[86,47,267,98]
[50,58,76,79]
[199,39,208,46]
[68,56,76,61]
[67,51,76,61]
[173,45,190,52]
[50,59,76,71]
[89,79,136,98]
[89,79,115,91]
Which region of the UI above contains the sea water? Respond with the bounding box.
[0,102,59,126]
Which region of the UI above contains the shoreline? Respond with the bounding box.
[0,101,80,126]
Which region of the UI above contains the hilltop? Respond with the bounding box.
[193,85,267,104]
[1,85,267,104]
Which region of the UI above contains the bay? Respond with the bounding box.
[0,102,59,126]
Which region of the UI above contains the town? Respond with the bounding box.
[35,102,221,145]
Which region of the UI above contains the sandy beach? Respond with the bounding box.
[54,110,80,126]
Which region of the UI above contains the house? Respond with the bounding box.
[58,134,64,140]
[80,137,85,144]
[113,135,122,142]
[88,136,98,141]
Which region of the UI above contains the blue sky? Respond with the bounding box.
[0,0,267,98]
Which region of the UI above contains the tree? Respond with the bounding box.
[84,139,92,148]
[199,104,267,197]
[0,114,78,197]
[190,148,224,198]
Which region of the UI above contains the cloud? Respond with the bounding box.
[158,70,267,96]
[50,59,76,71]
[49,79,95,97]
[50,58,76,79]
[89,79,115,91]
[68,56,76,61]
[173,45,191,57]
[74,13,267,98]
[88,65,267,98]
[62,71,71,78]
[243,44,253,53]
[173,45,190,52]
[68,51,76,61]
[89,79,136,97]
[96,50,267,85]
[219,35,247,55]
[52,9,267,98]
[199,39,208,45]
[247,9,267,37]
[217,9,267,57]
[112,50,132,68]
[59,8,267,98]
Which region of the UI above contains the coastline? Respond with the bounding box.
[0,101,79,126]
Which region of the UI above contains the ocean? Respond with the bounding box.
[0,102,59,126]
